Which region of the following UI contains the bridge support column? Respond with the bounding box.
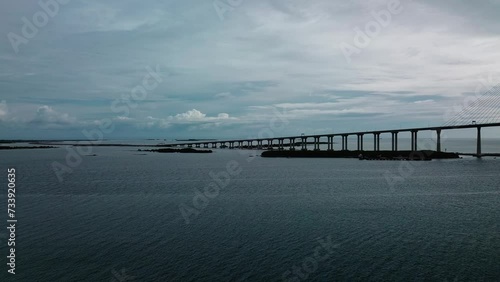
[414,131,418,151]
[277,139,283,151]
[436,129,441,152]
[314,137,320,151]
[343,135,348,151]
[373,133,377,151]
[391,133,394,151]
[268,139,273,150]
[394,132,398,151]
[301,137,307,151]
[391,132,398,151]
[357,134,364,151]
[411,132,414,151]
[377,134,381,151]
[411,131,418,151]
[327,136,334,151]
[290,138,295,151]
[375,134,380,151]
[477,127,482,158]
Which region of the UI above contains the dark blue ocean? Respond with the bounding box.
[1,140,499,281]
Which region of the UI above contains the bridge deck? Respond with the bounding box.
[172,122,500,145]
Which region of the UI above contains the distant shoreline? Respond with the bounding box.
[1,143,499,158]
[0,146,57,150]
[139,148,213,154]
[261,150,461,160]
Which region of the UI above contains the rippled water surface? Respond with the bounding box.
[1,145,499,281]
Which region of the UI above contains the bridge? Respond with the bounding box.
[170,122,499,158]
[170,86,500,158]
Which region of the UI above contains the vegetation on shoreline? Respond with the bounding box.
[261,150,460,160]
[138,148,213,153]
[0,146,57,150]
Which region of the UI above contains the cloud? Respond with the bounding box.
[143,116,171,129]
[170,109,235,122]
[2,0,500,138]
[173,109,206,121]
[137,109,236,129]
[217,113,230,119]
[29,105,78,128]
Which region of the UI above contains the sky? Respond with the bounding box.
[1,0,500,140]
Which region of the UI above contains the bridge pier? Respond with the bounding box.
[314,137,320,151]
[394,132,398,151]
[327,136,334,151]
[477,127,482,158]
[342,135,348,151]
[436,129,441,152]
[411,132,414,151]
[373,133,380,151]
[391,132,398,151]
[290,138,296,151]
[411,130,418,151]
[301,137,307,151]
[377,134,381,151]
[357,134,364,151]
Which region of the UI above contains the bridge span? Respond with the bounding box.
[170,122,500,158]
